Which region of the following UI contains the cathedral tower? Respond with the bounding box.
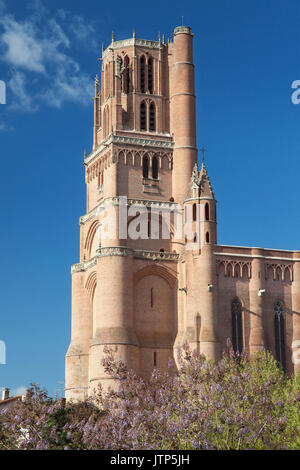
[66,25,300,401]
[66,26,206,401]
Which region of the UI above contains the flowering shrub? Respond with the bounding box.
[1,346,300,450]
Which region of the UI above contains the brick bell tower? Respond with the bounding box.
[65,26,218,401]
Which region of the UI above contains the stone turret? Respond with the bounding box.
[170,26,197,204]
[179,162,220,361]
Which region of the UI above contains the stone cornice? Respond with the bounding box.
[214,252,297,262]
[217,244,300,254]
[71,257,97,274]
[71,248,179,273]
[79,197,180,225]
[134,250,180,262]
[174,26,193,36]
[85,135,174,166]
[103,38,162,59]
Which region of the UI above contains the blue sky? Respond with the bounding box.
[0,0,299,396]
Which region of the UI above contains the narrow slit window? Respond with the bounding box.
[152,155,158,179]
[140,102,146,131]
[140,57,145,93]
[148,58,153,94]
[206,232,210,243]
[123,56,130,93]
[151,288,154,308]
[193,203,197,222]
[149,103,156,131]
[205,203,210,221]
[153,351,157,367]
[143,155,149,178]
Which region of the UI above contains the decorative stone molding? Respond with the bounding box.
[102,38,162,60]
[114,135,173,150]
[71,248,179,273]
[97,246,134,258]
[86,150,111,183]
[79,197,180,225]
[216,259,252,279]
[85,134,173,166]
[71,257,97,274]
[118,149,173,170]
[134,250,179,262]
[174,26,193,36]
[264,263,294,282]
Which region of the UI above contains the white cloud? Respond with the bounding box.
[8,71,35,111]
[11,386,27,396]
[57,9,97,50]
[0,0,96,112]
[27,0,48,20]
[0,16,46,73]
[68,15,97,48]
[42,72,93,108]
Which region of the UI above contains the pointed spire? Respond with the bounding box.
[112,31,114,43]
[162,33,165,45]
[199,160,215,198]
[133,27,136,39]
[158,31,161,44]
[84,149,87,159]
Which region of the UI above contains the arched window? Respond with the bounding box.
[103,108,106,137]
[103,106,109,138]
[205,203,210,221]
[148,57,153,94]
[192,203,197,222]
[106,106,109,137]
[274,301,286,370]
[206,232,210,243]
[140,102,146,131]
[149,102,156,131]
[105,64,108,98]
[232,298,243,354]
[143,155,149,178]
[116,55,123,77]
[140,56,145,93]
[123,56,130,93]
[152,155,158,179]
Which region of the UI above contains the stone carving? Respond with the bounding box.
[71,248,179,273]
[85,134,173,166]
[264,263,293,282]
[79,197,179,225]
[217,259,252,279]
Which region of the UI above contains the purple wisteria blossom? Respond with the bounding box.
[0,346,299,450]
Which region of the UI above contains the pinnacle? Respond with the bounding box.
[199,161,215,198]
